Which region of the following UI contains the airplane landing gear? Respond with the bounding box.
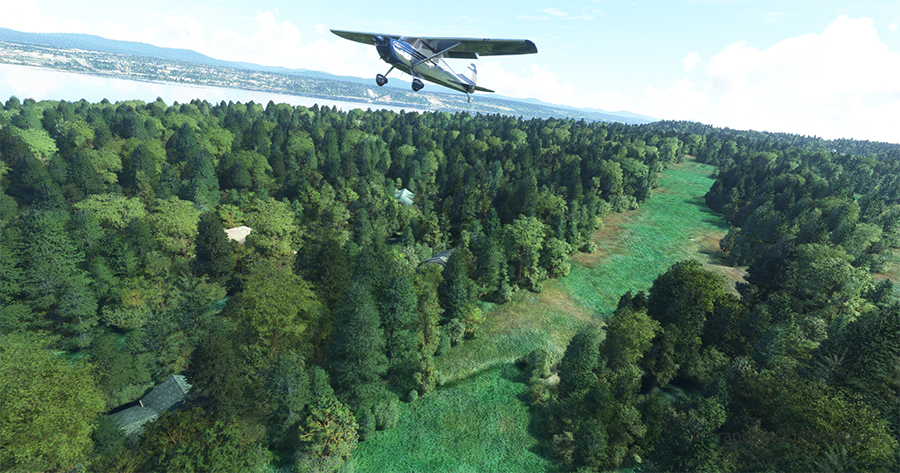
[375,74,388,86]
[412,78,424,92]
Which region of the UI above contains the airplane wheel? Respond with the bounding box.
[412,79,424,92]
[376,74,387,86]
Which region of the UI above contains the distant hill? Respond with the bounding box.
[0,28,656,125]
[0,28,240,68]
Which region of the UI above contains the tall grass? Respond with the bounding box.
[352,159,728,472]
[564,160,730,315]
[354,363,558,473]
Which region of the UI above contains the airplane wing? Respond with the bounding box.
[331,30,537,58]
[331,30,401,46]
[422,37,537,58]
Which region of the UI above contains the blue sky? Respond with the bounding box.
[2,0,899,143]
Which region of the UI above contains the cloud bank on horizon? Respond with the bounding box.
[1,0,898,144]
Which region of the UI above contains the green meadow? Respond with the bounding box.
[564,159,735,316]
[353,159,732,472]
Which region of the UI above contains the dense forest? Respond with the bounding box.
[533,122,900,472]
[0,97,896,472]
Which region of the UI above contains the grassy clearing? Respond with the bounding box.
[564,159,738,314]
[353,158,731,472]
[354,362,558,473]
[873,248,900,299]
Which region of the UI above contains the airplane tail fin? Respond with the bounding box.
[464,63,494,93]
[465,63,478,85]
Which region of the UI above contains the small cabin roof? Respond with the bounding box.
[394,189,415,206]
[141,375,192,413]
[109,375,192,439]
[225,226,252,244]
[110,406,159,438]
[424,249,452,266]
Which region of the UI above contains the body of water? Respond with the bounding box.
[0,63,421,112]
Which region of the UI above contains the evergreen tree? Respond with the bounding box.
[328,282,388,404]
[188,326,248,419]
[0,333,105,472]
[193,211,235,283]
[558,327,603,397]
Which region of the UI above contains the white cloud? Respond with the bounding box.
[682,52,701,72]
[642,15,900,143]
[314,23,326,35]
[159,14,209,53]
[542,8,569,17]
[643,78,710,121]
[536,7,595,20]
[890,22,898,31]
[0,0,92,34]
[477,61,634,112]
[479,62,576,104]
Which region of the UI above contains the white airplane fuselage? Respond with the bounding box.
[374,36,476,94]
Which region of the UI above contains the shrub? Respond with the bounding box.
[407,389,419,403]
[524,347,554,379]
[445,318,465,346]
[499,283,515,303]
[372,396,400,431]
[435,330,451,356]
[356,407,376,441]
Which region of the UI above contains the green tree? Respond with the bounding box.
[229,261,325,362]
[267,353,311,440]
[504,215,546,283]
[558,327,603,397]
[14,210,91,315]
[193,211,235,283]
[90,332,152,408]
[0,333,105,472]
[184,150,220,210]
[73,193,148,231]
[646,260,729,380]
[379,274,418,375]
[245,197,301,257]
[147,197,201,257]
[138,406,271,473]
[296,396,359,472]
[328,282,388,404]
[188,325,249,419]
[168,122,202,166]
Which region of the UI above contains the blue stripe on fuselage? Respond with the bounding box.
[393,41,427,62]
[383,39,472,93]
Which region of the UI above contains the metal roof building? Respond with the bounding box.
[424,249,452,266]
[109,375,192,439]
[395,189,415,206]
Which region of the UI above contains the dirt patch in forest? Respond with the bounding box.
[569,212,632,268]
[696,232,723,256]
[874,249,900,283]
[692,231,748,295]
[490,281,601,334]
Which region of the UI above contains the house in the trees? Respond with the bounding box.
[225,225,252,244]
[109,375,192,439]
[424,249,452,266]
[395,188,415,206]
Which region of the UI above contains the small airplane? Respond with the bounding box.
[331,29,537,102]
